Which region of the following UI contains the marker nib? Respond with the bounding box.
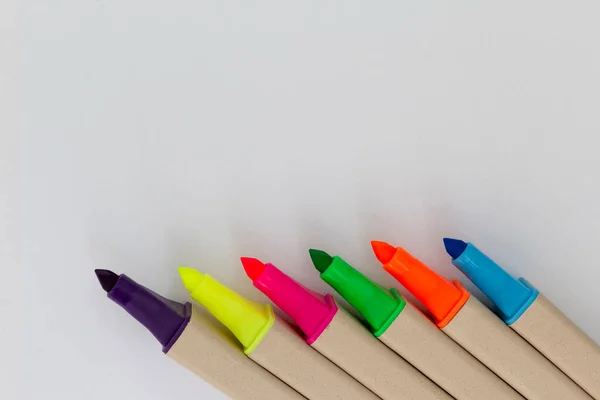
[371,241,396,264]
[443,238,468,259]
[95,269,119,293]
[240,257,266,281]
[178,267,205,293]
[308,249,334,273]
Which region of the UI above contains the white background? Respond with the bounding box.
[6,1,600,399]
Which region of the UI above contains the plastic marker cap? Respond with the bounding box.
[178,267,274,354]
[310,249,406,337]
[372,240,470,328]
[95,270,191,353]
[444,239,539,324]
[241,257,338,344]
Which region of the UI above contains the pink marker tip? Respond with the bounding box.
[240,257,266,281]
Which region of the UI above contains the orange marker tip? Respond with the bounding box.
[240,257,266,281]
[371,240,396,264]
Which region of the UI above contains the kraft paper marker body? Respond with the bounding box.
[308,249,524,400]
[371,241,594,400]
[240,257,452,400]
[178,267,379,400]
[444,238,600,399]
[94,269,305,400]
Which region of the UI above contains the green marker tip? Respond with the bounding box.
[308,249,334,273]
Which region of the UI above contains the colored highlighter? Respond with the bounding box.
[444,238,600,399]
[371,241,594,400]
[240,257,453,400]
[178,267,379,400]
[309,248,525,400]
[94,270,304,400]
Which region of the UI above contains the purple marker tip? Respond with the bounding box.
[95,269,119,292]
[96,270,191,352]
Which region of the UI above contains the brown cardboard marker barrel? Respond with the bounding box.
[380,302,525,400]
[311,307,452,400]
[247,314,382,400]
[442,295,593,400]
[510,294,600,399]
[314,250,525,400]
[168,306,307,400]
[374,242,594,400]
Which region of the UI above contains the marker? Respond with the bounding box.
[371,241,594,400]
[94,270,304,400]
[241,257,453,400]
[178,267,379,400]
[444,238,600,399]
[309,249,524,400]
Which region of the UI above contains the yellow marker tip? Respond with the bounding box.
[178,266,205,293]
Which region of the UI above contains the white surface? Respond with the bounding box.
[9,1,600,399]
[2,0,19,398]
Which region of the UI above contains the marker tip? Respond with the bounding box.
[308,249,334,273]
[443,238,468,259]
[95,269,119,293]
[371,240,396,264]
[240,257,266,281]
[178,267,205,293]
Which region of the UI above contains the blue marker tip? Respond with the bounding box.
[443,238,468,259]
